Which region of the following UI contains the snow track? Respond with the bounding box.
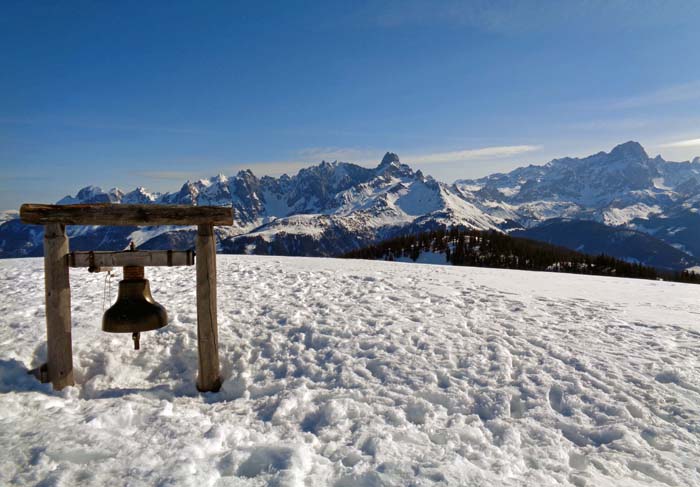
[0,256,699,486]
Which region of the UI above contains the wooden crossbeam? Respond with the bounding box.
[20,204,233,226]
[69,250,195,268]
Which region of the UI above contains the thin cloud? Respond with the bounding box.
[138,144,542,181]
[409,145,542,165]
[659,137,700,148]
[227,161,315,177]
[0,174,54,183]
[364,1,699,34]
[567,118,651,131]
[0,116,210,135]
[229,145,543,176]
[138,171,197,181]
[296,147,380,164]
[610,81,700,109]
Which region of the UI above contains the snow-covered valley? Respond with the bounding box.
[0,256,699,486]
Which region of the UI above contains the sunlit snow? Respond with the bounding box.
[0,256,698,486]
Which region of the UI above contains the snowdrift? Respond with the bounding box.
[0,256,698,486]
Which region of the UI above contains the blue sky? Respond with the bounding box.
[2,0,700,208]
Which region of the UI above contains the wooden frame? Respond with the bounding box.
[20,204,233,392]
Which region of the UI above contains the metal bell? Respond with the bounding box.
[102,265,167,349]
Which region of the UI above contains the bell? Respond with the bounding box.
[102,265,168,350]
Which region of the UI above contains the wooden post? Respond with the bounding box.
[195,224,221,392]
[43,223,74,389]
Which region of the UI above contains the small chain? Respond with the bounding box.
[102,269,113,313]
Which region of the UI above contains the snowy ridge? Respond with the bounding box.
[0,210,19,223]
[455,141,700,255]
[1,256,699,485]
[27,153,506,257]
[1,142,698,262]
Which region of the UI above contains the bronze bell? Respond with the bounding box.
[102,265,167,350]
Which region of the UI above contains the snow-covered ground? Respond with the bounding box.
[1,256,699,486]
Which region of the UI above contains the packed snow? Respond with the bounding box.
[1,255,699,486]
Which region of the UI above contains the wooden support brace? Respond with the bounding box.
[69,250,195,268]
[43,223,74,390]
[195,224,221,392]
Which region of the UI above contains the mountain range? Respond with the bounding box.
[1,141,698,270]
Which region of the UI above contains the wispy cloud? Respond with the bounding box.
[137,171,197,181]
[135,144,542,182]
[659,137,700,148]
[226,144,542,176]
[0,116,211,135]
[227,161,317,176]
[0,174,54,182]
[225,148,383,177]
[610,81,700,109]
[363,0,699,34]
[296,147,380,164]
[408,145,542,165]
[566,118,651,131]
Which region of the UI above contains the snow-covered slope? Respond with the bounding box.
[1,256,698,486]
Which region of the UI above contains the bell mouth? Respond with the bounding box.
[102,278,168,333]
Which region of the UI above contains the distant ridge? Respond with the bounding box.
[1,142,699,269]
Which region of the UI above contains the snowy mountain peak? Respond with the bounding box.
[609,140,648,161]
[379,152,400,167]
[236,168,257,180]
[58,185,123,204]
[78,185,103,198]
[122,186,158,204]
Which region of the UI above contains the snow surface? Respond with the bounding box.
[602,204,663,226]
[0,210,19,223]
[1,256,699,486]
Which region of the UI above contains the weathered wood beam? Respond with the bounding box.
[195,224,221,392]
[69,250,195,268]
[20,204,233,226]
[43,223,74,390]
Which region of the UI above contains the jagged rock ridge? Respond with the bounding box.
[1,142,699,268]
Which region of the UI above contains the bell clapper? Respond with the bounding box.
[132,332,140,350]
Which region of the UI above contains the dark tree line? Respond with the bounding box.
[343,227,700,284]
